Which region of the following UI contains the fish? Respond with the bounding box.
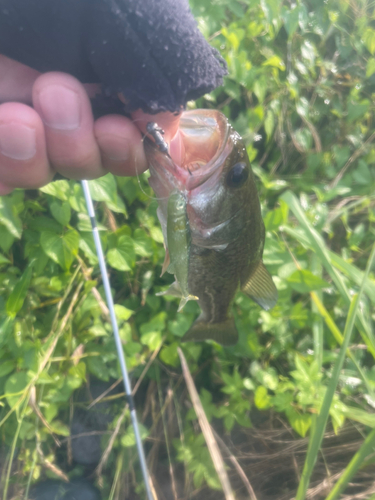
[144,109,277,346]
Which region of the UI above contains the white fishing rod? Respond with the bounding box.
[81,179,154,500]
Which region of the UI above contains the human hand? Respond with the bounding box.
[0,55,182,195]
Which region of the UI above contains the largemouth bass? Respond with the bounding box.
[145,110,277,346]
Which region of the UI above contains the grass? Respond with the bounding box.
[295,243,375,500]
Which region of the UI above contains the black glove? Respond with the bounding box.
[0,0,227,113]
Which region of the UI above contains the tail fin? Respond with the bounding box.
[182,317,238,346]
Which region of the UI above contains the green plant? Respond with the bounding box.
[1,0,375,498]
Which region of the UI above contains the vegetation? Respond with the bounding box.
[1,0,375,498]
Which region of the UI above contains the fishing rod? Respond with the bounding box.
[81,179,154,500]
[80,123,167,500]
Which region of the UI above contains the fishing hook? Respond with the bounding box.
[146,122,171,157]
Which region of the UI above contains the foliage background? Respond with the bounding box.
[0,0,375,498]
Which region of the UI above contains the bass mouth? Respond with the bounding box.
[145,110,232,192]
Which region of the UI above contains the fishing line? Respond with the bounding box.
[81,179,154,500]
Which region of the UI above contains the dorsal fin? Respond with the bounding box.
[241,261,277,310]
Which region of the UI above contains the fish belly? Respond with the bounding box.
[166,191,198,311]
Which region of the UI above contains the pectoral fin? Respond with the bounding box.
[156,282,198,311]
[177,294,199,313]
[242,261,278,310]
[182,316,238,346]
[156,280,182,298]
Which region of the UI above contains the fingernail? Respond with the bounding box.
[38,85,81,130]
[0,123,37,160]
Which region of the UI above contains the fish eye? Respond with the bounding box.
[226,162,249,188]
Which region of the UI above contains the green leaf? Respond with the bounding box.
[263,55,285,71]
[347,100,370,122]
[114,304,134,323]
[363,28,375,55]
[40,229,79,271]
[44,404,58,423]
[50,201,71,226]
[6,264,33,317]
[0,253,11,265]
[287,270,330,293]
[255,367,279,390]
[79,232,99,265]
[121,423,149,447]
[149,226,164,244]
[68,183,87,212]
[141,330,162,350]
[89,174,117,203]
[69,362,86,382]
[28,216,63,233]
[140,312,166,349]
[19,421,36,440]
[88,174,126,214]
[49,420,70,436]
[4,371,29,408]
[0,360,15,377]
[294,128,312,151]
[290,302,309,328]
[167,314,192,338]
[264,207,284,231]
[260,0,281,28]
[341,406,375,427]
[224,413,235,431]
[254,386,272,409]
[282,5,299,37]
[107,235,135,271]
[0,225,15,252]
[86,356,109,381]
[107,197,126,215]
[264,110,275,141]
[352,160,372,185]
[301,40,316,68]
[133,228,153,257]
[366,57,375,77]
[77,214,107,233]
[40,180,70,201]
[0,197,22,239]
[286,408,312,437]
[160,342,179,367]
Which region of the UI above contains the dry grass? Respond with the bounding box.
[1,369,372,500]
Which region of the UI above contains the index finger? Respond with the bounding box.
[0,55,40,104]
[0,55,101,104]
